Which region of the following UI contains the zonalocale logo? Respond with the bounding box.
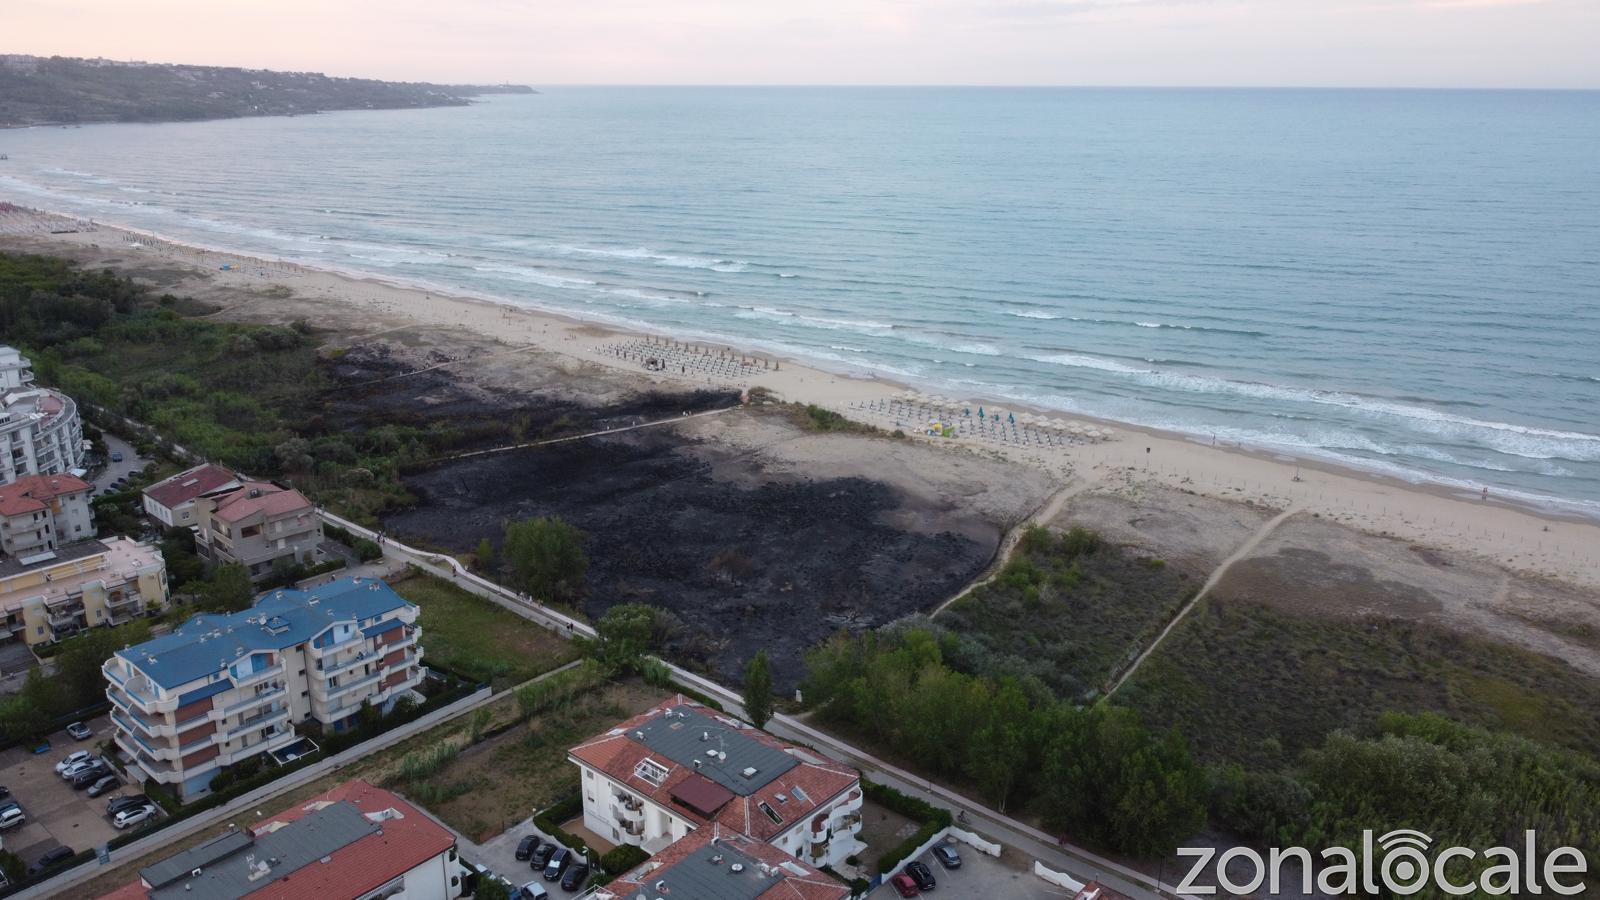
[1175,829,1589,896]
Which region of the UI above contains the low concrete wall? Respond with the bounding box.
[948,826,1002,857]
[1035,860,1087,894]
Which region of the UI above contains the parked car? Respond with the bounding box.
[529,843,557,870]
[560,862,590,891]
[906,860,937,891]
[515,834,541,861]
[71,764,111,788]
[61,759,100,781]
[931,845,962,869]
[0,806,24,830]
[66,721,93,740]
[113,804,158,830]
[108,794,150,815]
[0,785,8,800]
[55,750,92,776]
[891,873,920,897]
[26,845,74,876]
[87,774,122,797]
[542,848,571,881]
[110,451,124,462]
[516,880,550,900]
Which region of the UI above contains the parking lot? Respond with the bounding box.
[465,815,595,896]
[0,715,131,870]
[90,433,149,496]
[871,840,1056,900]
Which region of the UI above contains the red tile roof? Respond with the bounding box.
[142,463,240,511]
[210,481,313,524]
[0,473,90,517]
[600,826,849,900]
[568,696,859,843]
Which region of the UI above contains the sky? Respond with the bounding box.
[6,0,1598,88]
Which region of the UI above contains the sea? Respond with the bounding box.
[2,88,1597,515]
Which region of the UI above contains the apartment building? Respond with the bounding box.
[0,472,94,558]
[142,463,242,528]
[0,346,86,486]
[569,696,865,871]
[0,536,167,646]
[595,825,849,900]
[104,577,424,800]
[101,780,467,900]
[193,480,323,581]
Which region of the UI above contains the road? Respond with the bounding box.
[90,432,148,494]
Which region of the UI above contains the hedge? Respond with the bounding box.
[862,779,953,875]
[600,844,650,879]
[533,792,588,857]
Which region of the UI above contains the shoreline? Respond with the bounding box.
[4,204,1599,589]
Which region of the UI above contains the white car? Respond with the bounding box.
[0,806,24,830]
[55,751,92,777]
[60,759,100,781]
[112,804,158,830]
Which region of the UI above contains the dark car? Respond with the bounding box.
[87,774,122,797]
[906,861,936,891]
[515,834,542,861]
[111,451,124,462]
[931,845,962,869]
[560,862,590,891]
[26,845,74,876]
[529,842,557,870]
[0,786,8,800]
[543,848,571,881]
[108,794,150,815]
[71,765,110,789]
[891,873,920,897]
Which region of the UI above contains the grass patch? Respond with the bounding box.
[1118,597,1600,771]
[937,526,1193,701]
[388,572,581,691]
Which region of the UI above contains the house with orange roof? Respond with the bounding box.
[193,480,323,581]
[98,780,467,900]
[568,695,865,871]
[0,472,93,558]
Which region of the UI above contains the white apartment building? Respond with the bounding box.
[0,345,86,486]
[104,576,425,800]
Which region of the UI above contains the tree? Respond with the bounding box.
[587,603,656,674]
[55,620,152,709]
[502,516,588,603]
[474,537,494,571]
[474,877,512,900]
[196,563,254,613]
[743,650,774,729]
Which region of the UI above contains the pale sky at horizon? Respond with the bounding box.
[7,0,1598,89]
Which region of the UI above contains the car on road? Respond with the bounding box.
[529,843,557,870]
[891,873,920,897]
[516,880,550,900]
[515,834,541,861]
[0,805,24,830]
[66,721,93,740]
[542,848,571,881]
[87,774,122,797]
[26,845,74,876]
[71,764,111,789]
[905,861,936,891]
[55,750,92,776]
[931,845,962,869]
[560,862,590,891]
[108,794,150,815]
[113,804,158,829]
[110,451,123,462]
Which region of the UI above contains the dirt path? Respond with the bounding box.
[430,406,736,462]
[930,474,1100,618]
[1103,505,1301,698]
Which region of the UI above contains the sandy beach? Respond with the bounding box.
[3,204,1598,593]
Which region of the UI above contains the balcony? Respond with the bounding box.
[323,669,381,700]
[220,684,286,717]
[234,662,285,690]
[224,704,290,741]
[106,591,142,608]
[321,648,378,679]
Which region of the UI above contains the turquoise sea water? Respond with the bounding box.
[2,88,1597,513]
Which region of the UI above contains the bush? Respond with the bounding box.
[863,780,953,875]
[600,844,650,877]
[353,538,382,561]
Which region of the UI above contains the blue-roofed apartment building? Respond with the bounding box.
[103,576,425,800]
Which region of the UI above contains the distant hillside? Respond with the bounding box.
[0,54,535,128]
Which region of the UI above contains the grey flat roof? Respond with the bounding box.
[0,539,107,579]
[617,840,789,900]
[634,705,798,796]
[146,802,379,900]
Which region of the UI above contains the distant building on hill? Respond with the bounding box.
[0,536,168,646]
[104,577,423,799]
[0,345,86,486]
[99,779,467,900]
[0,472,93,557]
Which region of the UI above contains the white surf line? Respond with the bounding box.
[436,406,735,461]
[1104,504,1301,699]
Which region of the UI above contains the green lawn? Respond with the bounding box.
[390,572,582,690]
